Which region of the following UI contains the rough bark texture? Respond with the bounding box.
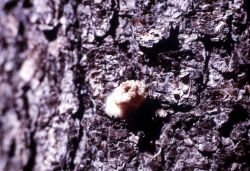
[0,0,250,170]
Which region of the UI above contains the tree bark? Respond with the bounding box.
[0,0,249,170]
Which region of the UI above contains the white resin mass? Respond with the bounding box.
[105,80,146,118]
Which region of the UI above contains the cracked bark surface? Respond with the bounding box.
[0,0,250,170]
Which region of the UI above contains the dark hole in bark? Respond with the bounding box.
[180,74,190,85]
[117,40,129,52]
[8,139,16,157]
[246,0,250,21]
[174,94,180,100]
[23,0,33,8]
[219,105,249,137]
[18,21,25,35]
[43,24,60,42]
[140,26,180,66]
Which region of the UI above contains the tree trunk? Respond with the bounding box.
[0,0,249,170]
